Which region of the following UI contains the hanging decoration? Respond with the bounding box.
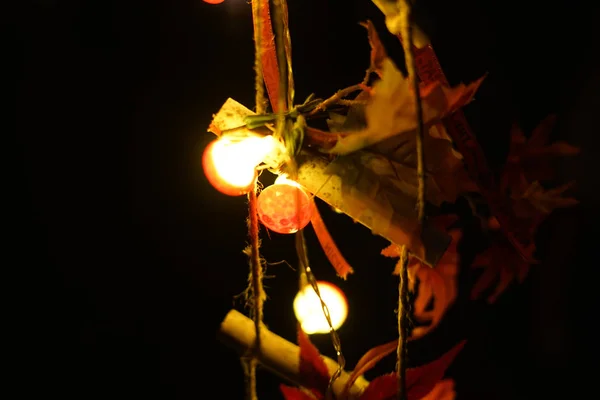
[256,176,313,234]
[293,281,348,335]
[202,0,580,399]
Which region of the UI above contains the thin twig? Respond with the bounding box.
[309,84,364,115]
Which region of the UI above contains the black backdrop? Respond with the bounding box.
[14,0,600,398]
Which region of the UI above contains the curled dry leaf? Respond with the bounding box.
[327,59,484,156]
[470,218,530,304]
[353,341,465,400]
[381,216,461,338]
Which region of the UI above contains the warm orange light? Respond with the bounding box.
[202,135,277,196]
[293,281,348,335]
[256,181,313,234]
[202,0,225,4]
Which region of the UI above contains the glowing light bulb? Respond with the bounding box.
[293,281,348,335]
[256,180,313,234]
[202,135,277,196]
[202,0,225,4]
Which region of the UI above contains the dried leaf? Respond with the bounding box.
[298,325,330,396]
[357,341,465,400]
[410,229,461,338]
[360,20,388,77]
[470,231,530,304]
[328,59,484,155]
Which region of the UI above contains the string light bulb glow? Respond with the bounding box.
[293,281,348,335]
[256,176,313,234]
[202,135,277,196]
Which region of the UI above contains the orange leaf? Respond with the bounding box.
[358,342,465,400]
[381,216,461,338]
[297,325,330,397]
[410,229,461,338]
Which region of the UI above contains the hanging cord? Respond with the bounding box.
[273,0,346,395]
[396,245,410,399]
[241,2,269,400]
[295,230,346,398]
[396,0,426,399]
[243,185,266,400]
[252,0,268,115]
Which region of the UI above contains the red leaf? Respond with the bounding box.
[298,325,330,396]
[359,373,397,400]
[280,385,318,400]
[358,342,465,400]
[345,340,398,394]
[404,341,465,400]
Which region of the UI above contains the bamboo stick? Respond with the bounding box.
[217,309,369,399]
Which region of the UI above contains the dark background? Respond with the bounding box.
[13,0,600,399]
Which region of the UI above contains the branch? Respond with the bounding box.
[218,309,369,400]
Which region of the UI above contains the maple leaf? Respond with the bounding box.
[512,181,579,218]
[381,216,461,337]
[349,341,465,400]
[327,59,484,156]
[501,116,579,193]
[470,220,531,304]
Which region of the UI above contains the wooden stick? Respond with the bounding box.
[217,309,369,399]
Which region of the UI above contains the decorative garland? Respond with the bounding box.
[202,1,580,399]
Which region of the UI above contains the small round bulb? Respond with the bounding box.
[293,281,348,335]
